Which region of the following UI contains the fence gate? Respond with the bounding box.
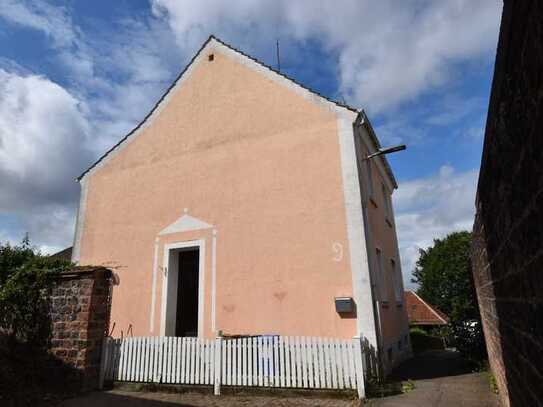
[100,335,366,398]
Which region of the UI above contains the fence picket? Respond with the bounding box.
[200,339,206,384]
[335,339,344,389]
[248,338,253,386]
[204,340,210,385]
[299,337,307,388]
[242,338,247,386]
[227,340,232,386]
[283,336,292,387]
[296,336,303,388]
[330,339,339,388]
[131,337,137,381]
[140,337,146,382]
[232,339,237,386]
[310,337,318,388]
[252,337,258,385]
[221,338,227,384]
[347,340,356,389]
[237,339,242,386]
[256,337,263,386]
[168,336,175,383]
[307,337,314,388]
[141,337,147,382]
[102,334,366,398]
[340,340,350,389]
[166,337,171,383]
[264,337,270,387]
[278,336,286,387]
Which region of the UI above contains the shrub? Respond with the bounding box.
[0,238,71,348]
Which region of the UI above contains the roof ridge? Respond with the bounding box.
[77,34,358,181]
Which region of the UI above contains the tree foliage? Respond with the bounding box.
[411,231,486,360]
[0,238,71,347]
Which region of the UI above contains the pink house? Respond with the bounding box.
[72,36,410,373]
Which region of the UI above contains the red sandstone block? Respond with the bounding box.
[78,311,90,321]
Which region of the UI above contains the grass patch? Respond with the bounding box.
[401,379,416,393]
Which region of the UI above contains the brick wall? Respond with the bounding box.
[472,1,543,406]
[48,267,112,391]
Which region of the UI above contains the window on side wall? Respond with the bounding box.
[366,154,374,204]
[391,259,403,304]
[376,248,388,303]
[382,183,392,225]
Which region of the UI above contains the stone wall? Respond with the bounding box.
[472,1,543,406]
[48,267,112,391]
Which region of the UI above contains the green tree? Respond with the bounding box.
[411,231,486,360]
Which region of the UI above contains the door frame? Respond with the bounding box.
[160,239,206,338]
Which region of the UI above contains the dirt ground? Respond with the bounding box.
[60,390,360,407]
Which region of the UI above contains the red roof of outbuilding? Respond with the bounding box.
[404,290,449,325]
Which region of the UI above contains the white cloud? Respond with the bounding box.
[0,0,77,48]
[0,69,92,248]
[393,165,478,288]
[152,0,501,112]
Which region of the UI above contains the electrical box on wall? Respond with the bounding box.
[335,297,354,314]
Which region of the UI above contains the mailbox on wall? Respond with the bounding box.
[335,297,355,314]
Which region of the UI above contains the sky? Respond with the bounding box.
[0,0,502,288]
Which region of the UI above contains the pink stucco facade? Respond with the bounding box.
[73,37,410,372]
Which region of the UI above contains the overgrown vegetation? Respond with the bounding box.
[409,327,444,354]
[411,231,486,362]
[0,237,74,406]
[0,236,71,347]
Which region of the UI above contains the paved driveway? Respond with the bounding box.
[368,350,499,407]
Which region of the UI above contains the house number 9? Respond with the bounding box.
[332,242,343,262]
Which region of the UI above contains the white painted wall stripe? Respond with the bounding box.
[150,238,159,333]
[336,112,378,350]
[71,177,89,263]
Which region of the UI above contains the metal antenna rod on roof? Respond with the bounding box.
[276,39,281,72]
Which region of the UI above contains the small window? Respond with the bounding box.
[382,183,392,222]
[398,340,402,351]
[366,158,374,201]
[391,259,403,303]
[376,248,388,302]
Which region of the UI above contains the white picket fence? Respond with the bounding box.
[100,335,367,398]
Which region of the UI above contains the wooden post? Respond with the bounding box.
[214,333,222,395]
[99,336,111,389]
[352,336,366,399]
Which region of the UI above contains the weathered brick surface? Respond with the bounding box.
[48,267,112,391]
[472,1,543,406]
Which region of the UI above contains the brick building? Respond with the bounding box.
[472,1,543,406]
